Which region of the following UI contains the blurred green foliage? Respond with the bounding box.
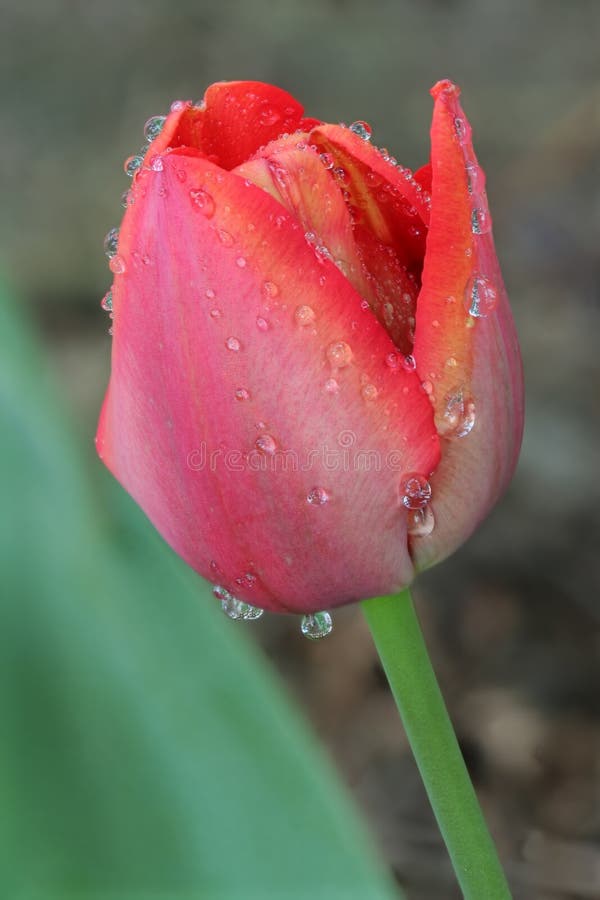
[0,284,399,899]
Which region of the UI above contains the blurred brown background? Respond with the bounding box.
[2,1,599,897]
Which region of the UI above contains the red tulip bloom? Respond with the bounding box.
[96,80,523,615]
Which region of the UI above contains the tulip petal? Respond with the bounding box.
[238,135,422,354]
[410,81,524,569]
[145,82,308,171]
[97,153,440,614]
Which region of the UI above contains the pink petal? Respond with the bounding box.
[410,81,524,569]
[97,152,440,613]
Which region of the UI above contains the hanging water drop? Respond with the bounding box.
[214,586,264,621]
[465,273,497,318]
[301,611,333,640]
[103,228,119,258]
[109,255,126,275]
[439,391,476,438]
[124,155,143,178]
[400,473,432,509]
[144,115,166,143]
[407,506,435,537]
[101,290,113,312]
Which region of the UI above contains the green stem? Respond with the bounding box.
[362,589,512,899]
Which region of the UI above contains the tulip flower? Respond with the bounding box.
[96,79,523,898]
[96,80,523,617]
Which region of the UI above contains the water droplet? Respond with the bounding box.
[144,115,166,142]
[454,116,466,142]
[307,486,330,505]
[400,473,432,509]
[319,152,335,170]
[349,120,372,141]
[294,305,316,326]
[259,105,281,127]
[439,391,476,438]
[361,383,378,401]
[236,256,247,268]
[103,227,119,258]
[326,341,353,368]
[446,356,458,368]
[403,354,417,372]
[205,288,216,300]
[256,433,277,455]
[214,586,264,621]
[421,379,434,395]
[101,289,113,312]
[465,274,497,318]
[235,388,250,401]
[262,281,279,299]
[301,611,333,640]
[210,308,222,319]
[225,336,241,351]
[407,505,435,537]
[176,169,187,183]
[170,99,188,112]
[324,378,339,394]
[385,352,400,369]
[333,167,349,184]
[120,189,132,209]
[189,188,216,218]
[465,161,479,194]
[216,228,233,247]
[109,254,126,275]
[471,206,492,235]
[150,155,164,172]
[124,155,143,178]
[256,316,269,331]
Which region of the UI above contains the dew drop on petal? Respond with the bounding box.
[403,354,417,372]
[235,388,250,401]
[120,189,132,209]
[205,288,216,300]
[144,115,166,142]
[294,305,316,326]
[256,316,269,331]
[124,155,143,178]
[361,383,378,401]
[349,121,372,141]
[326,341,353,368]
[324,378,339,394]
[407,505,435,537]
[319,152,335,170]
[465,274,497,318]
[439,391,476,438]
[103,227,119,258]
[400,473,432,509]
[262,281,279,299]
[214,586,264,621]
[255,433,277,455]
[109,254,126,274]
[236,256,247,268]
[301,611,333,640]
[101,289,113,312]
[225,336,241,351]
[210,308,222,319]
[471,206,492,235]
[307,486,330,506]
[385,352,400,370]
[189,188,216,218]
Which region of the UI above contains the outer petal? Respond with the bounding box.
[97,153,440,614]
[410,81,524,569]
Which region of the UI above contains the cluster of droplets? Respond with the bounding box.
[101,112,169,333]
[214,585,333,639]
[213,585,264,621]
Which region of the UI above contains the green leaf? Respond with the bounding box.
[0,285,400,900]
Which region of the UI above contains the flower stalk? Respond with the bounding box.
[362,590,512,899]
